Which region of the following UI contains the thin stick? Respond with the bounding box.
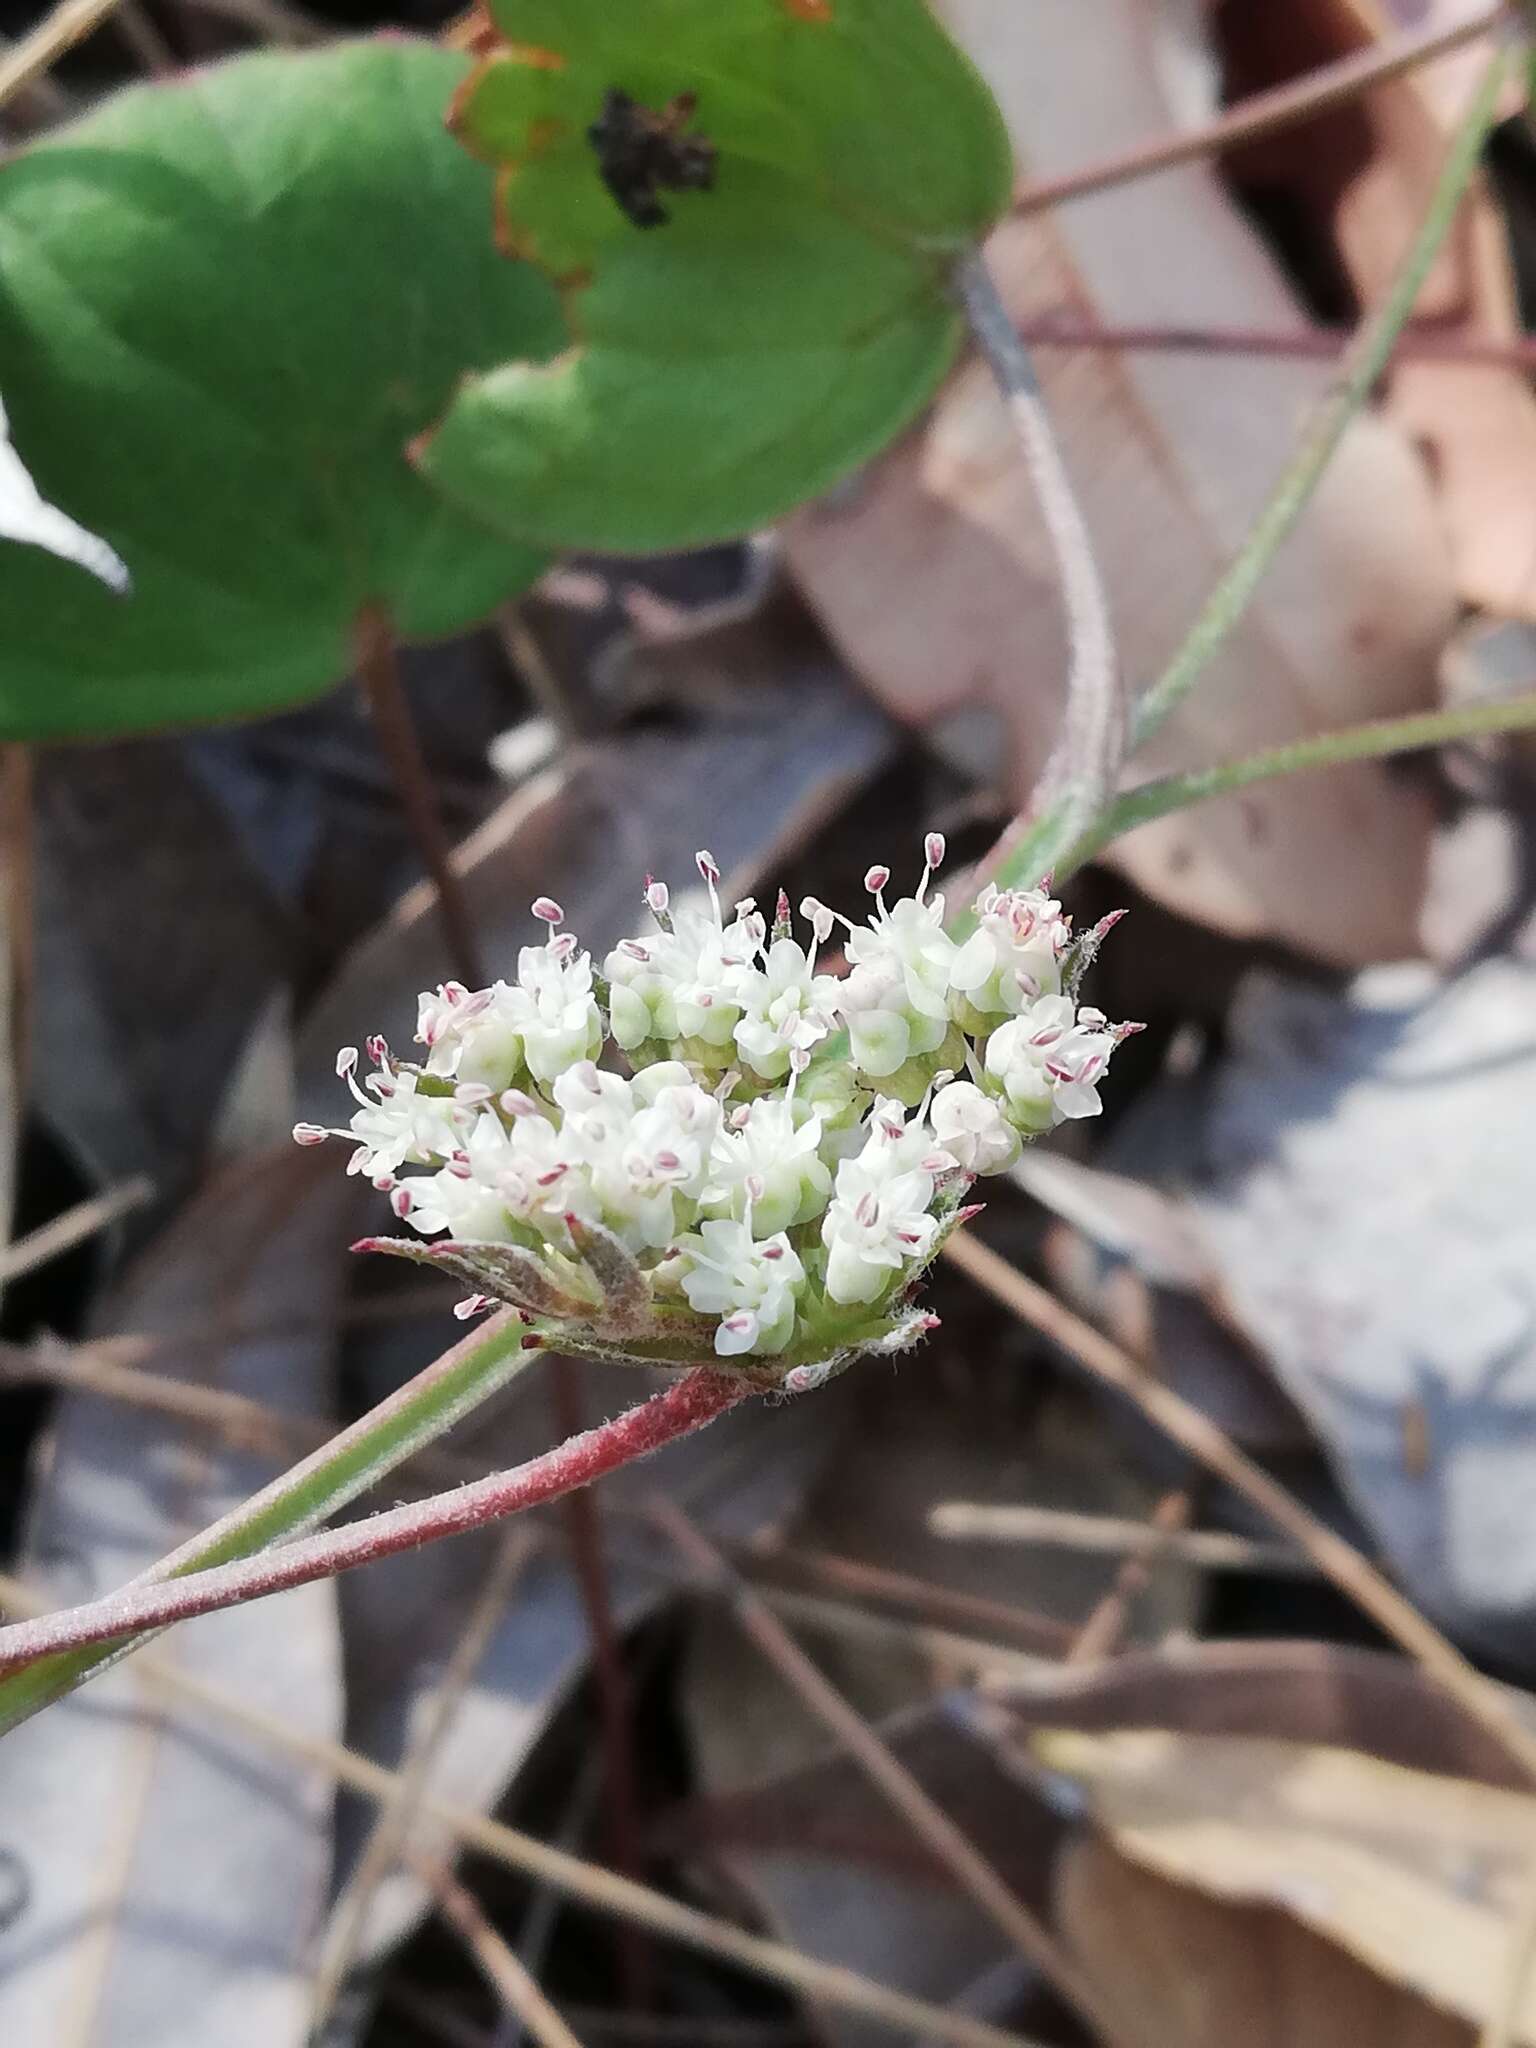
[760,1543,1076,1653]
[355,601,485,990]
[1013,311,1536,372]
[0,1368,750,1674]
[1130,41,1512,749]
[0,0,124,109]
[0,1573,1051,2048]
[1065,1490,1193,1667]
[416,1853,587,2048]
[0,746,32,1286]
[942,1227,1536,1787]
[928,1501,1310,1577]
[957,254,1123,847]
[549,1358,652,2010]
[358,600,641,1937]
[1011,4,1508,219]
[311,1528,538,2028]
[0,1174,154,1285]
[648,1497,1133,2048]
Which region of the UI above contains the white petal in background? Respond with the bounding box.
[0,395,129,594]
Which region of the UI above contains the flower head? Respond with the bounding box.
[984,996,1123,1130]
[948,882,1071,1020]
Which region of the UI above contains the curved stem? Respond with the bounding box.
[957,254,1123,876]
[0,1367,748,1681]
[1063,686,1536,876]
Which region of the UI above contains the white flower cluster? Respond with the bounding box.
[300,847,1135,1373]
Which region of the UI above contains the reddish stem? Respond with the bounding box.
[0,1368,749,1677]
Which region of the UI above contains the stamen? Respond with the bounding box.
[291,1122,328,1147]
[531,895,564,926]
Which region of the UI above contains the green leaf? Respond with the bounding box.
[417,0,1013,552]
[0,40,567,740]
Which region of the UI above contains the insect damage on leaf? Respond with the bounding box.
[423,0,1015,552]
[587,88,717,229]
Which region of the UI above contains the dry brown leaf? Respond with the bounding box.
[1059,1831,1470,2048]
[782,0,1454,966]
[1036,1725,1536,2040]
[1221,0,1536,620]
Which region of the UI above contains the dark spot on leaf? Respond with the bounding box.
[586,87,717,229]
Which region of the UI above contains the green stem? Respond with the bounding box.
[0,1306,537,1733]
[972,36,1514,905]
[1062,687,1536,874]
[1130,41,1512,750]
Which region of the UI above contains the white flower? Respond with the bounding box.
[985,996,1118,1130]
[949,883,1070,1018]
[604,853,765,1055]
[401,1109,547,1239]
[553,1061,720,1252]
[339,1060,465,1180]
[930,1080,1021,1176]
[733,937,840,1079]
[836,857,956,1079]
[818,1098,950,1306]
[703,1095,831,1237]
[675,1217,806,1356]
[419,934,601,1089]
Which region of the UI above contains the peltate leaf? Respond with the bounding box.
[0,40,566,739]
[416,0,1013,552]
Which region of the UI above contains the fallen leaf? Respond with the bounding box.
[1218,0,1536,621]
[781,0,1456,966]
[1035,1725,1536,2040]
[1059,1830,1470,2048]
[0,1147,349,2048]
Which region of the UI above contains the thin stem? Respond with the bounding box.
[0,1368,749,1678]
[1013,312,1536,372]
[0,1571,1048,2048]
[549,1359,653,2010]
[1067,685,1536,876]
[1130,41,1513,750]
[1065,1489,1194,1667]
[956,254,1123,871]
[942,1228,1536,1788]
[650,1497,1132,2047]
[928,1501,1311,1575]
[355,600,485,990]
[0,0,124,108]
[0,1305,538,1731]
[0,1174,153,1285]
[1010,4,1509,219]
[311,1528,538,2029]
[417,1854,587,2048]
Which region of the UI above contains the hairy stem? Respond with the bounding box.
[0,1367,748,1681]
[0,1305,538,1731]
[1064,686,1536,876]
[957,253,1123,876]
